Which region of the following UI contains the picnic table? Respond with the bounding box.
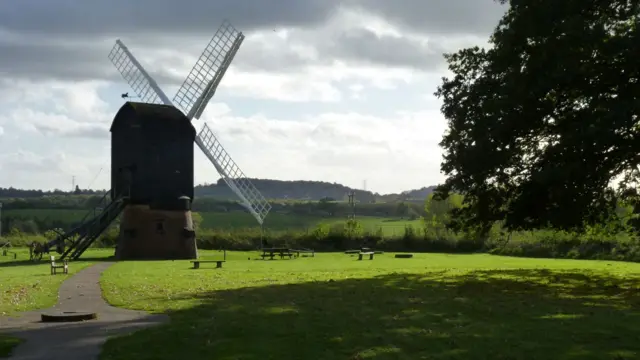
[260,247,294,260]
[291,249,315,258]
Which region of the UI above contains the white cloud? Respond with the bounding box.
[0,0,504,194]
[193,103,446,192]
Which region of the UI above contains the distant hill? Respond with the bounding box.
[0,180,437,202]
[195,180,436,202]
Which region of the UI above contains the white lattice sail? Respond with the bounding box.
[108,40,172,105]
[173,20,245,119]
[196,123,271,225]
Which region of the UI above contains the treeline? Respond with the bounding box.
[0,180,435,202]
[4,194,640,263]
[0,187,104,198]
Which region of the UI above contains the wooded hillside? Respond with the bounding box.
[0,179,436,202]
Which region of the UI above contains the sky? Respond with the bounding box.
[0,0,507,194]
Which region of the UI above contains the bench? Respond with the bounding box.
[358,252,375,260]
[190,260,226,269]
[262,252,293,259]
[292,249,315,258]
[260,248,294,260]
[260,253,276,260]
[50,255,69,275]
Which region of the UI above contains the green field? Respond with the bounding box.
[4,208,421,236]
[99,252,640,359]
[4,250,640,359]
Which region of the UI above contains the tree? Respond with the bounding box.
[396,202,409,218]
[435,0,640,234]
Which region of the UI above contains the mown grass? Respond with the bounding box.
[100,252,640,360]
[0,248,113,316]
[0,248,112,358]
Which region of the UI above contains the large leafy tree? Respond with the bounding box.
[435,0,640,234]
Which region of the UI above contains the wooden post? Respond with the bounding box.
[223,249,226,261]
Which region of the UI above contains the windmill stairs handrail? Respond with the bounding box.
[42,189,128,260]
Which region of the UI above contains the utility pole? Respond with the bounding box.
[72,176,76,192]
[347,191,356,220]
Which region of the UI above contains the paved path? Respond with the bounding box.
[0,262,169,360]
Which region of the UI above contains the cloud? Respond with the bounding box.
[351,0,507,36]
[192,103,446,192]
[0,0,503,84]
[0,0,506,193]
[0,0,340,36]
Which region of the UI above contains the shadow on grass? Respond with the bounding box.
[0,335,22,358]
[0,256,116,268]
[100,269,640,360]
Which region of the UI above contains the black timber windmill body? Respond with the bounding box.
[110,102,195,207]
[34,20,272,261]
[35,103,197,261]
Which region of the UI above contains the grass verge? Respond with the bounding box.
[0,248,113,316]
[0,248,111,357]
[100,252,640,359]
[0,335,22,358]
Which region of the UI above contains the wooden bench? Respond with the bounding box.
[190,260,225,269]
[50,255,68,275]
[358,252,375,260]
[292,249,315,258]
[260,248,294,260]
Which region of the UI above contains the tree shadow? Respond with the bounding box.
[100,268,640,360]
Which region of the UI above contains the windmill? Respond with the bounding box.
[30,20,271,262]
[108,20,271,227]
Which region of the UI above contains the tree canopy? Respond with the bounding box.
[435,0,640,234]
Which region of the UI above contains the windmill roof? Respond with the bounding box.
[110,102,194,132]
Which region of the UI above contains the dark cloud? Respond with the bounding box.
[0,0,341,36]
[0,40,117,82]
[0,0,506,37]
[324,28,448,70]
[352,0,507,36]
[227,28,449,73]
[0,0,504,83]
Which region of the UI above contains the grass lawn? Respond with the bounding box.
[0,248,113,358]
[100,251,640,360]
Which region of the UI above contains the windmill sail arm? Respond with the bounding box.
[108,39,173,106]
[196,124,271,225]
[173,20,243,119]
[191,33,244,119]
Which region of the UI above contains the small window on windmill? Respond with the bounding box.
[155,219,166,234]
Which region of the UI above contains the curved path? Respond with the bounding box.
[0,262,169,360]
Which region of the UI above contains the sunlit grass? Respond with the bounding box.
[100,252,640,360]
[0,248,112,315]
